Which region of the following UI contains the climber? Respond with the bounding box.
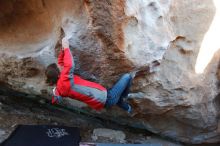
[45,37,160,113]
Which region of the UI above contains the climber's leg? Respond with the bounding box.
[105,73,132,107]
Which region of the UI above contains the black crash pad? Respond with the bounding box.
[1,125,80,146]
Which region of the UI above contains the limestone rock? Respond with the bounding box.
[92,128,126,143]
[0,0,220,144]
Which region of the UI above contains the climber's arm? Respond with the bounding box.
[58,49,64,68]
[59,38,75,80]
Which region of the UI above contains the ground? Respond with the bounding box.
[0,95,182,145]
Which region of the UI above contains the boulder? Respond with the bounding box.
[92,128,126,143]
[0,0,220,144]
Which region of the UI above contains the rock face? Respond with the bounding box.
[92,128,126,143]
[0,0,220,144]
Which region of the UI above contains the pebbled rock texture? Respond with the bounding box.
[0,0,220,144]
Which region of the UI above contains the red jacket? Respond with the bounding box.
[53,48,107,110]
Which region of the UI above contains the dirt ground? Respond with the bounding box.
[0,95,183,145]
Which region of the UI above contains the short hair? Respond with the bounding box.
[45,63,60,85]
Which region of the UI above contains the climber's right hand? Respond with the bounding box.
[62,37,69,49]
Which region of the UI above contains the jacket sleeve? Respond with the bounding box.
[58,49,64,67]
[59,48,75,82]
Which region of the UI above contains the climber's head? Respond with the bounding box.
[45,63,60,86]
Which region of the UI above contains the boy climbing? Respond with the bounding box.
[45,37,159,113]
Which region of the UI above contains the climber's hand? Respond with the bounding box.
[62,37,69,49]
